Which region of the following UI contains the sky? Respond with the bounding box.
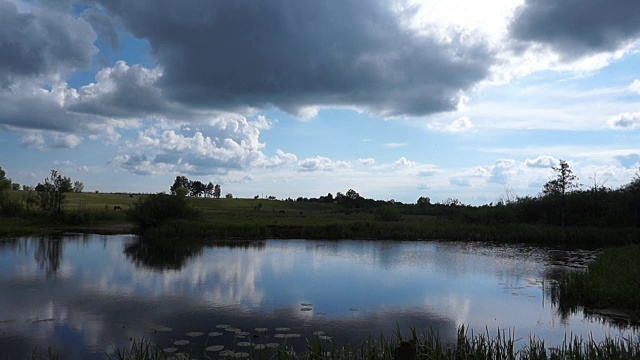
[0,0,639,205]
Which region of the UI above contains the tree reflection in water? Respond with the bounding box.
[123,238,265,271]
[34,237,63,276]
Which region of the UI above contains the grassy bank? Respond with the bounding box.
[557,245,640,319]
[29,326,640,360]
[2,191,640,246]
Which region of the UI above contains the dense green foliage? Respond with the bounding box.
[126,193,200,233]
[558,245,640,317]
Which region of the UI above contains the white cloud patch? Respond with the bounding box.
[298,156,351,172]
[20,133,45,150]
[113,115,288,176]
[357,158,376,166]
[52,134,82,148]
[450,177,471,187]
[428,117,474,132]
[384,142,408,149]
[629,79,640,94]
[609,112,640,129]
[524,155,558,168]
[446,117,474,132]
[393,157,416,167]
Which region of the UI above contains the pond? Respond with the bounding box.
[0,234,636,358]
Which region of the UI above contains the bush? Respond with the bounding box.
[375,206,401,221]
[126,193,199,233]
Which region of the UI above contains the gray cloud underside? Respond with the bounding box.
[0,0,96,86]
[95,0,494,117]
[510,0,640,59]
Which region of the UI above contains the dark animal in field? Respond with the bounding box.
[114,206,122,211]
[393,339,416,360]
[278,210,285,214]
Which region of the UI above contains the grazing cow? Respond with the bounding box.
[114,206,122,211]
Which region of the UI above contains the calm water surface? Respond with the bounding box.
[0,234,636,358]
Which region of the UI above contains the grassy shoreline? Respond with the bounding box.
[27,326,640,360]
[2,192,639,246]
[557,245,640,320]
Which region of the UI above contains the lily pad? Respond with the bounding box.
[236,342,252,347]
[220,350,235,357]
[234,352,250,358]
[300,308,313,311]
[236,331,250,336]
[285,334,301,338]
[225,327,241,332]
[275,327,290,332]
[255,327,268,333]
[266,343,280,348]
[301,303,313,306]
[217,324,231,329]
[313,331,325,336]
[253,344,266,350]
[153,326,173,332]
[208,332,223,337]
[319,336,333,341]
[163,347,178,353]
[173,340,189,346]
[206,345,224,352]
[186,331,204,337]
[274,334,286,338]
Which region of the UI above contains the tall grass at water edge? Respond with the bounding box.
[28,326,640,360]
[558,245,640,318]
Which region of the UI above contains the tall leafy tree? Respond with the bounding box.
[36,170,73,213]
[542,160,579,226]
[213,184,221,199]
[170,176,191,195]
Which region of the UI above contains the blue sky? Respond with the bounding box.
[1,0,639,204]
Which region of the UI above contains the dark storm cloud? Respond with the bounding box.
[0,0,97,85]
[94,0,494,117]
[509,0,640,59]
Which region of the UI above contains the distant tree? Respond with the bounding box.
[213,184,221,199]
[11,183,20,191]
[206,182,215,198]
[0,167,11,193]
[623,168,640,227]
[36,170,73,213]
[254,195,260,200]
[225,193,233,199]
[417,196,431,208]
[542,159,580,226]
[170,176,191,195]
[175,187,189,198]
[190,180,206,197]
[442,198,461,207]
[72,181,84,193]
[346,189,360,200]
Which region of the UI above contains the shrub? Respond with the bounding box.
[126,193,199,233]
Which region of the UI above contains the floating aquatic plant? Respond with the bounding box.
[208,332,223,337]
[216,324,231,329]
[162,347,178,353]
[275,327,290,332]
[301,303,313,306]
[265,343,280,348]
[186,331,203,337]
[253,344,266,350]
[234,352,250,358]
[274,334,286,339]
[255,327,268,333]
[313,331,325,336]
[225,327,241,332]
[205,345,224,352]
[219,350,234,357]
[300,308,313,311]
[173,340,189,346]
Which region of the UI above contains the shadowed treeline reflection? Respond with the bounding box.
[123,238,265,270]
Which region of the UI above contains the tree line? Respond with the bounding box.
[169,176,222,198]
[0,167,84,216]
